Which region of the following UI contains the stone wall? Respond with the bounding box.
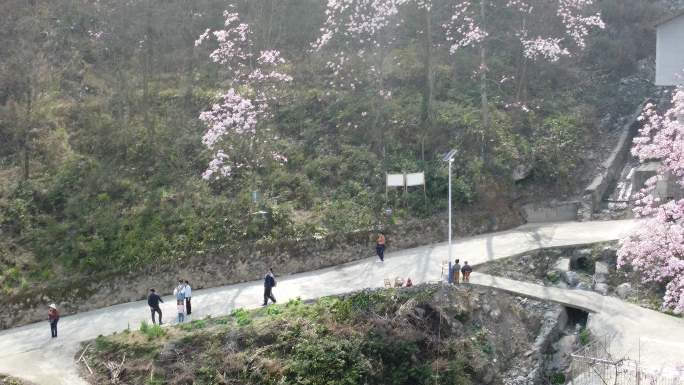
[580,100,649,220]
[1,206,523,329]
[522,201,580,223]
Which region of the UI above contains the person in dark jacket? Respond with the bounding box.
[48,304,59,338]
[148,289,163,325]
[461,261,473,283]
[262,268,277,306]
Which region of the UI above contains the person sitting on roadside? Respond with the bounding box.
[405,277,413,287]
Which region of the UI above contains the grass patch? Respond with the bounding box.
[579,328,591,346]
[139,321,165,339]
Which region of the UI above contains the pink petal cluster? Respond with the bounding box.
[199,89,259,149]
[557,0,605,50]
[444,2,487,53]
[521,37,569,62]
[195,8,292,181]
[444,0,603,61]
[618,86,684,314]
[313,0,411,92]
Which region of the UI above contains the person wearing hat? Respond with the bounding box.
[48,304,59,338]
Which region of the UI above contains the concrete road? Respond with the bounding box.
[3,219,679,385]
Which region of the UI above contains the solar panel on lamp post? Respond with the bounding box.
[442,149,457,283]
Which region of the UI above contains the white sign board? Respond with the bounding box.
[386,174,404,187]
[405,172,425,187]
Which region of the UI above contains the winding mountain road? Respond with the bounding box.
[1,219,682,385]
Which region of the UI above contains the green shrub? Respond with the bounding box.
[231,308,252,326]
[140,321,165,339]
[550,372,566,385]
[287,336,372,385]
[579,328,591,346]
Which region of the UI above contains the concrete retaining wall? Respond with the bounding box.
[522,201,580,223]
[581,100,650,219]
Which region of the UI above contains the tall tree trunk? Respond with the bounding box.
[22,87,33,180]
[515,16,528,103]
[479,0,489,160]
[142,0,154,149]
[420,4,434,163]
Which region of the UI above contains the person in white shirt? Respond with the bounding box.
[184,280,192,315]
[173,280,185,302]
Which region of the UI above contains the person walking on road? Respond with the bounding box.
[461,261,472,283]
[48,304,59,338]
[452,259,461,284]
[263,268,277,306]
[376,232,386,262]
[184,280,192,315]
[147,289,163,325]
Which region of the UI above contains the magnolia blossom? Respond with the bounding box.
[557,0,605,50]
[618,86,684,314]
[313,0,410,93]
[521,37,569,61]
[444,0,604,60]
[196,8,291,181]
[202,150,232,180]
[199,89,259,149]
[444,2,487,53]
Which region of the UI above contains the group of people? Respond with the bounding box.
[451,259,473,284]
[47,232,471,337]
[145,280,193,325]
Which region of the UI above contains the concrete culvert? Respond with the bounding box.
[565,307,589,329]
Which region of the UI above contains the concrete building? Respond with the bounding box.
[656,9,684,86]
[638,10,684,201]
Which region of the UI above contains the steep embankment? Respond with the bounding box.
[0,0,664,326]
[78,285,568,385]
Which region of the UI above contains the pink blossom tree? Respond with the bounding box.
[195,8,292,181]
[313,0,415,160]
[443,0,604,154]
[618,87,684,314]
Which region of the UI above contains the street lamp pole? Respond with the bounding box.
[448,157,453,274]
[442,149,457,283]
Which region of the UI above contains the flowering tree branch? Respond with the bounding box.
[618,87,684,314]
[196,9,292,181]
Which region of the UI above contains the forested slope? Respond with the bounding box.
[0,0,667,300]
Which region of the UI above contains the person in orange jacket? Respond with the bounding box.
[376,232,386,262]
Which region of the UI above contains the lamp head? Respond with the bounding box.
[442,149,457,162]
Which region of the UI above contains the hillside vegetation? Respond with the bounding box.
[0,0,666,296]
[79,285,562,385]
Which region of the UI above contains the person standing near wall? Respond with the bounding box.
[263,268,277,306]
[184,280,192,315]
[48,304,59,338]
[376,232,386,262]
